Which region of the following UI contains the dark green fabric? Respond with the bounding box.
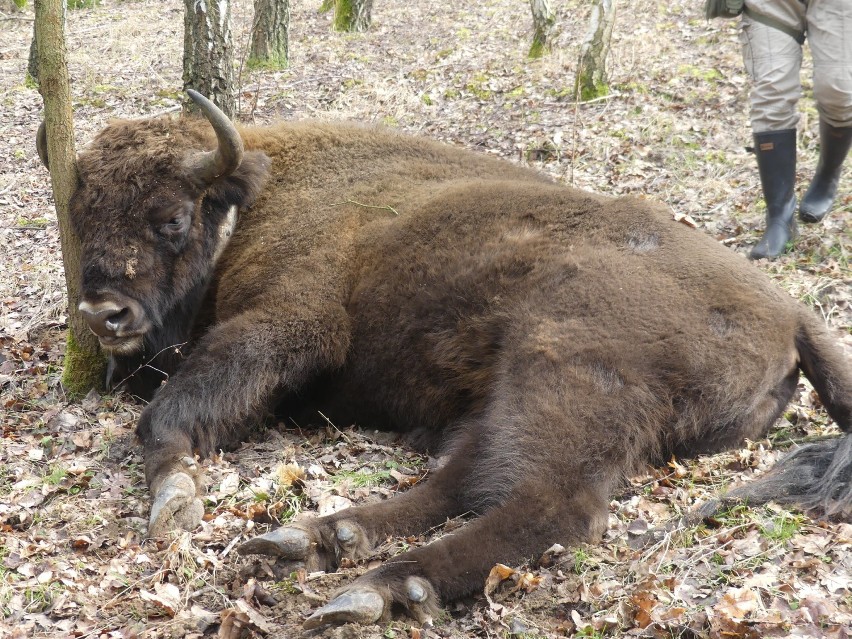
[704,0,744,20]
[704,0,806,44]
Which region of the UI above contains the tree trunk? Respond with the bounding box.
[34,0,105,395]
[28,22,40,83]
[575,0,616,101]
[183,0,236,118]
[332,0,373,32]
[528,0,555,59]
[248,0,290,70]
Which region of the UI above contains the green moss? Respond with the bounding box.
[61,331,106,397]
[24,73,38,90]
[528,35,549,59]
[465,73,493,100]
[246,54,289,71]
[319,0,333,12]
[677,64,723,82]
[576,73,609,102]
[333,0,354,31]
[15,216,50,228]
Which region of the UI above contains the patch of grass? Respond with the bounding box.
[44,464,68,485]
[573,547,591,574]
[677,64,723,83]
[759,511,804,543]
[67,0,101,9]
[22,582,63,613]
[465,73,493,100]
[332,466,393,488]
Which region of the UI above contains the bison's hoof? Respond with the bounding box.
[302,576,436,628]
[148,472,204,536]
[237,526,312,559]
[303,587,385,629]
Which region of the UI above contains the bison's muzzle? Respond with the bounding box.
[79,293,149,353]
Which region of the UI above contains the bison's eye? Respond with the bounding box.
[157,207,192,237]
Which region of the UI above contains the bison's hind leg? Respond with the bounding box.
[238,434,483,623]
[299,475,613,628]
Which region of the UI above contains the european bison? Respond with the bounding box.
[39,91,851,628]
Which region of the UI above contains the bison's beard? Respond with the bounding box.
[99,334,145,355]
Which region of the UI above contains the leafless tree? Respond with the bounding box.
[576,0,616,100]
[183,0,236,117]
[34,0,104,393]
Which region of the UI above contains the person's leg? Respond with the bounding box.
[740,1,804,258]
[799,0,852,223]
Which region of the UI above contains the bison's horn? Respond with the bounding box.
[36,121,49,168]
[184,89,243,185]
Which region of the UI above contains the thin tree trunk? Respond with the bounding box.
[183,0,236,118]
[34,0,105,394]
[528,0,555,59]
[249,0,289,70]
[333,0,373,32]
[575,0,616,101]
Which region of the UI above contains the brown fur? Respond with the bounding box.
[67,115,852,617]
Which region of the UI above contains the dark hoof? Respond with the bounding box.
[404,576,436,625]
[238,526,312,559]
[148,471,204,536]
[303,588,385,629]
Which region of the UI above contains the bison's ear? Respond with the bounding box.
[205,151,271,210]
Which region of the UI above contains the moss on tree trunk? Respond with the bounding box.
[332,0,373,32]
[575,0,616,101]
[62,332,106,395]
[248,0,290,70]
[528,0,555,59]
[35,0,106,396]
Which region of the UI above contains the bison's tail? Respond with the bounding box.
[715,313,852,519]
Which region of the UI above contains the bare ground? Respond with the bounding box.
[0,0,850,637]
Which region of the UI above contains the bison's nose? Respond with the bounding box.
[78,295,146,339]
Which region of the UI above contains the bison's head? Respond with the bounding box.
[39,91,270,358]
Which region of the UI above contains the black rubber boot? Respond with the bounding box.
[750,129,797,260]
[799,119,852,223]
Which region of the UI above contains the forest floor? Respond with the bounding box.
[0,0,850,637]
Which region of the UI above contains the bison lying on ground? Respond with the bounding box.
[39,91,851,628]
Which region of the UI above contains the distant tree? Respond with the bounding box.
[183,0,236,117]
[329,0,373,32]
[249,0,290,70]
[575,0,616,101]
[34,0,105,394]
[528,0,555,59]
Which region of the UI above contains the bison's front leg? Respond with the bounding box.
[138,306,351,536]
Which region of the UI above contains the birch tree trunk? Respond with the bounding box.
[332,0,373,32]
[576,0,616,101]
[183,0,236,118]
[34,0,105,394]
[249,0,290,70]
[528,0,555,59]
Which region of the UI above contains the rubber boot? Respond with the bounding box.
[750,129,797,260]
[799,119,852,223]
